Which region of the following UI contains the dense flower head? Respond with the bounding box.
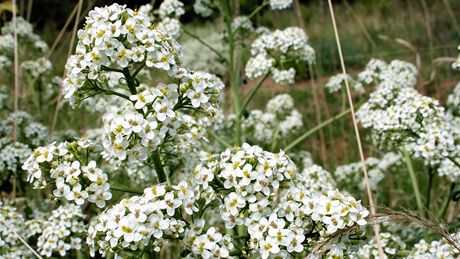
[158,0,185,19]
[335,152,402,191]
[231,16,254,32]
[22,139,112,207]
[269,0,293,10]
[407,233,460,258]
[242,94,303,146]
[357,77,456,164]
[37,204,86,257]
[100,70,223,162]
[245,27,315,85]
[350,232,407,258]
[446,82,460,115]
[87,181,196,256]
[193,0,215,17]
[358,58,418,88]
[63,3,183,102]
[0,17,49,70]
[325,73,364,94]
[192,144,297,227]
[0,203,34,258]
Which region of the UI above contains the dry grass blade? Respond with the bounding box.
[371,207,460,253]
[308,224,359,258]
[327,1,385,258]
[12,0,19,142]
[50,0,84,132]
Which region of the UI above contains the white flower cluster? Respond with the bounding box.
[357,72,455,164]
[350,232,406,258]
[325,73,364,94]
[139,0,184,38]
[0,203,34,258]
[335,152,401,191]
[453,43,460,70]
[87,181,195,256]
[269,0,293,10]
[37,204,85,257]
[193,144,297,229]
[158,0,185,18]
[0,112,48,175]
[22,140,112,208]
[272,67,296,85]
[271,188,368,257]
[191,144,369,258]
[182,29,226,75]
[21,56,53,78]
[358,58,418,88]
[100,70,223,162]
[232,16,254,32]
[242,94,303,146]
[438,158,460,182]
[408,233,460,258]
[184,220,234,258]
[63,3,182,102]
[446,82,460,115]
[0,17,48,71]
[297,164,336,193]
[245,27,315,85]
[193,0,214,17]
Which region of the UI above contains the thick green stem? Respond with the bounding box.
[152,149,167,183]
[284,108,351,152]
[239,73,269,118]
[402,148,424,214]
[222,0,242,146]
[123,67,138,95]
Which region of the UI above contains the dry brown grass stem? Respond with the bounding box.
[310,207,460,257]
[50,0,84,132]
[372,207,460,253]
[326,1,385,258]
[12,0,19,142]
[45,3,79,59]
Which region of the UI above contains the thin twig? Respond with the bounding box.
[182,28,226,62]
[50,0,84,132]
[284,108,351,152]
[326,1,385,258]
[238,73,269,117]
[45,3,78,59]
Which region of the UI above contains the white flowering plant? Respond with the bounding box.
[2,1,460,259]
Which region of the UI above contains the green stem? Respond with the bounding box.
[284,108,351,152]
[222,0,242,146]
[425,166,434,215]
[239,73,269,118]
[182,28,226,62]
[122,67,138,95]
[152,149,168,183]
[402,148,424,214]
[110,184,143,195]
[438,183,455,219]
[208,131,232,148]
